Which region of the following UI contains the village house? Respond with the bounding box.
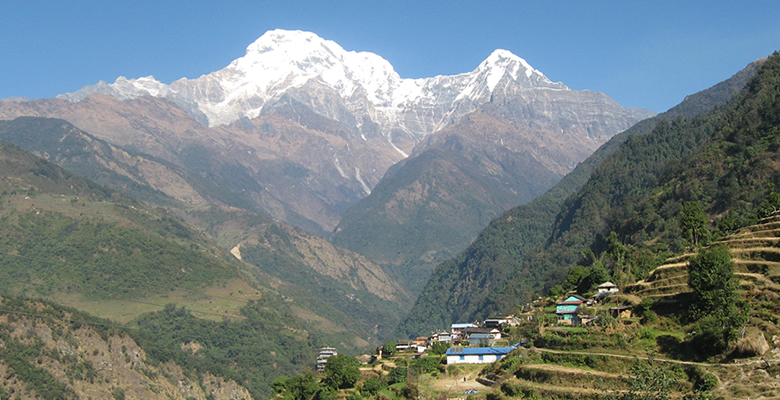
[462,327,502,346]
[431,330,452,343]
[445,345,516,364]
[597,281,619,294]
[450,323,477,341]
[412,336,427,353]
[316,347,337,371]
[593,281,620,300]
[396,339,414,352]
[556,295,586,326]
[483,315,517,328]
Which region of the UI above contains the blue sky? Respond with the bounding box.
[1,1,778,112]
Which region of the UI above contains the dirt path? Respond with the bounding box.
[428,369,487,393]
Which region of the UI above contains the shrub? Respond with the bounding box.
[695,373,718,392]
[361,377,384,396]
[388,367,407,384]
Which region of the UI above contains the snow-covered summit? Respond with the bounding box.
[237,29,400,102]
[59,29,565,132]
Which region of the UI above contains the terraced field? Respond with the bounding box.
[485,213,780,399]
[626,212,780,302]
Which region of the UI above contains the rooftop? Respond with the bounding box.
[446,346,516,356]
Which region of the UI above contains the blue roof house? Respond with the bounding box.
[445,345,516,364]
[556,295,585,326]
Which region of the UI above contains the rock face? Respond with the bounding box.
[2,29,653,235]
[331,86,652,290]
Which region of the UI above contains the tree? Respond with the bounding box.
[679,201,709,248]
[272,376,290,394]
[606,232,629,288]
[284,372,320,400]
[687,245,746,355]
[429,341,450,355]
[323,354,360,389]
[388,367,407,384]
[688,246,737,320]
[757,191,780,218]
[577,264,610,294]
[382,341,396,357]
[623,356,674,400]
[361,377,385,396]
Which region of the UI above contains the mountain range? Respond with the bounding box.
[0,29,652,294]
[1,28,777,399]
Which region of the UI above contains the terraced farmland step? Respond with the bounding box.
[628,283,692,297]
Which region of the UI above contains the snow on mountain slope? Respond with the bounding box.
[58,30,568,145]
[46,29,652,234]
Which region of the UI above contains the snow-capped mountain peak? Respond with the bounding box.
[59,30,576,135]
[227,29,399,104]
[483,49,543,80]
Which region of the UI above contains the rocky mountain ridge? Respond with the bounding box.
[2,29,652,253]
[58,30,564,140]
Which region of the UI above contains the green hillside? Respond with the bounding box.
[0,142,345,398]
[0,141,238,300]
[396,57,765,337]
[185,206,411,346]
[333,130,560,293]
[0,290,324,399]
[0,118,409,348]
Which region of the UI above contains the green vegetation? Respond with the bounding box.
[323,354,361,389]
[333,130,561,294]
[397,55,763,338]
[0,141,237,300]
[0,295,127,398]
[0,334,77,400]
[274,350,447,400]
[239,230,404,345]
[0,210,233,299]
[686,246,746,354]
[135,298,321,399]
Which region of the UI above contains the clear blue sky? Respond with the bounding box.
[1,1,778,112]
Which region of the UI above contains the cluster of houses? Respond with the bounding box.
[396,317,515,354]
[380,316,522,365]
[555,281,625,326]
[320,281,628,368]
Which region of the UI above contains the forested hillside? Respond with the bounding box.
[397,57,767,337]
[0,141,238,300]
[0,291,326,399]
[0,143,354,398]
[0,117,410,348]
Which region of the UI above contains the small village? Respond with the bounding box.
[317,280,629,368]
[295,259,779,400]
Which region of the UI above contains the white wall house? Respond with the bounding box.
[445,346,516,364]
[597,281,619,293]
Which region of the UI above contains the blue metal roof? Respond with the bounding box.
[451,323,476,329]
[445,346,516,356]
